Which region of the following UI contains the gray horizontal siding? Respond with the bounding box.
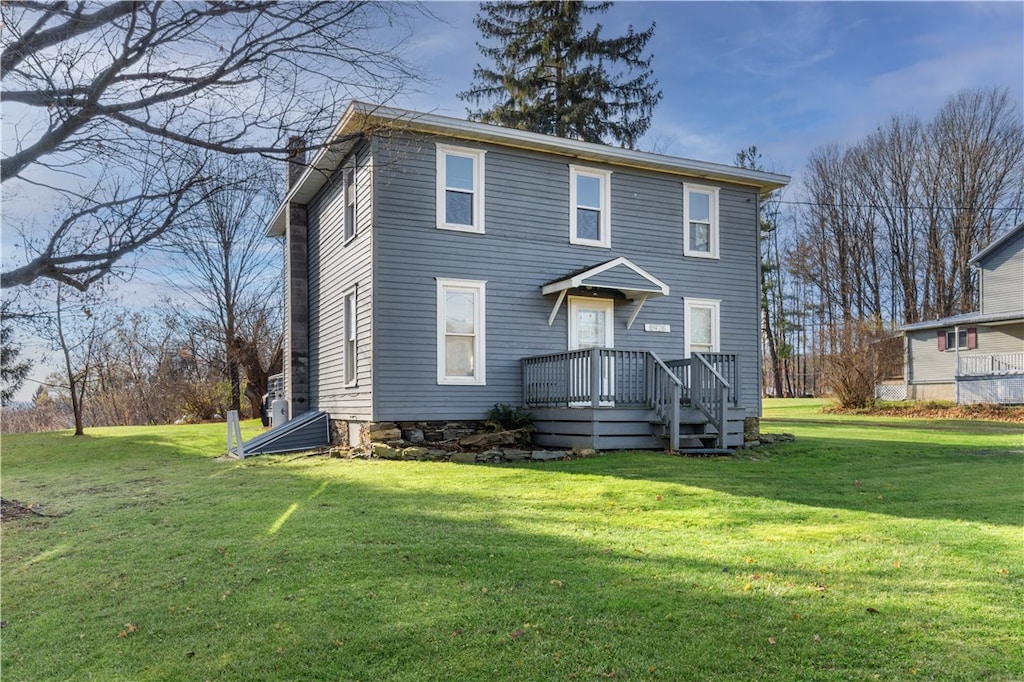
[979,231,1023,315]
[907,323,1024,383]
[368,134,761,422]
[307,145,373,420]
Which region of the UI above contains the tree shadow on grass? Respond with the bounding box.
[3,441,1020,680]
[520,440,1024,527]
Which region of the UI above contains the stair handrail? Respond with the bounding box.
[646,351,683,452]
[691,353,730,448]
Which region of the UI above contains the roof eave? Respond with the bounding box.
[969,222,1024,265]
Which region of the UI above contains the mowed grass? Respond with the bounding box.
[1,403,1022,681]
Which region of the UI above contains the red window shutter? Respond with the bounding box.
[967,327,978,350]
[937,330,946,351]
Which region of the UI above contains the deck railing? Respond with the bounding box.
[522,349,736,450]
[664,353,740,408]
[689,354,730,447]
[957,352,1024,377]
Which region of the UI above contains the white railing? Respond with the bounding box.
[957,352,1024,377]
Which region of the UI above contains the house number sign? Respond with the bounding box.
[644,323,671,333]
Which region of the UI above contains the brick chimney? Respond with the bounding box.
[286,135,306,189]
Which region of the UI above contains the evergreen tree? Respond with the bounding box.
[1,319,32,405]
[459,1,662,149]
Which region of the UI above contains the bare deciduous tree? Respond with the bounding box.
[167,157,282,415]
[1,1,421,290]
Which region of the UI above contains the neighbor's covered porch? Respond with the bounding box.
[956,352,1024,404]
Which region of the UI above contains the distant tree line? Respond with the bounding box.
[757,87,1023,405]
[2,296,282,434]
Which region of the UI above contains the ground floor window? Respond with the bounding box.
[436,278,487,385]
[685,298,720,356]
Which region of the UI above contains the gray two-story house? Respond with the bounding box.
[898,223,1024,404]
[255,102,789,455]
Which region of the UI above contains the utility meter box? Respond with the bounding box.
[271,399,289,428]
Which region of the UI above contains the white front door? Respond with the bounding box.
[568,297,615,405]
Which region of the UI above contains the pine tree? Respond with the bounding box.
[1,319,32,405]
[459,1,662,149]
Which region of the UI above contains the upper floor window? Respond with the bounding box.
[684,184,720,259]
[436,144,485,233]
[436,278,487,385]
[570,165,612,248]
[343,166,357,243]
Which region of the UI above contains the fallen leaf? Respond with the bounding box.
[813,634,821,641]
[549,579,564,588]
[892,560,901,568]
[792,613,801,621]
[768,637,777,645]
[997,568,1010,575]
[508,627,526,640]
[656,495,662,501]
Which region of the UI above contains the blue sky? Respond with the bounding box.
[394,1,1023,178]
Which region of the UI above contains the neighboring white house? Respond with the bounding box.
[894,223,1024,404]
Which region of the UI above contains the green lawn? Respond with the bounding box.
[2,402,1022,681]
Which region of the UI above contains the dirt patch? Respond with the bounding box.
[0,498,67,523]
[825,403,1024,423]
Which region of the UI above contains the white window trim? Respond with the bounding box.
[342,165,357,245]
[343,286,358,387]
[684,297,720,357]
[569,165,612,248]
[944,329,968,351]
[683,183,720,259]
[436,277,487,385]
[436,144,486,234]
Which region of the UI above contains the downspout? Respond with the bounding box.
[754,191,762,418]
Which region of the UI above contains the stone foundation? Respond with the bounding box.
[347,420,489,450]
[743,416,760,442]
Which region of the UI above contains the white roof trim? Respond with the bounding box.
[969,223,1024,265]
[541,257,670,298]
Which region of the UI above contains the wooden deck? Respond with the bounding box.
[522,350,746,452]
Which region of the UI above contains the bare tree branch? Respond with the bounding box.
[1,0,424,289]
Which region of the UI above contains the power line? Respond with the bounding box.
[775,199,1024,212]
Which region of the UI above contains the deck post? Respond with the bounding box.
[670,384,680,452]
[590,347,601,407]
[717,383,727,449]
[522,360,529,408]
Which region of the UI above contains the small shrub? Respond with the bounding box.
[486,403,534,433]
